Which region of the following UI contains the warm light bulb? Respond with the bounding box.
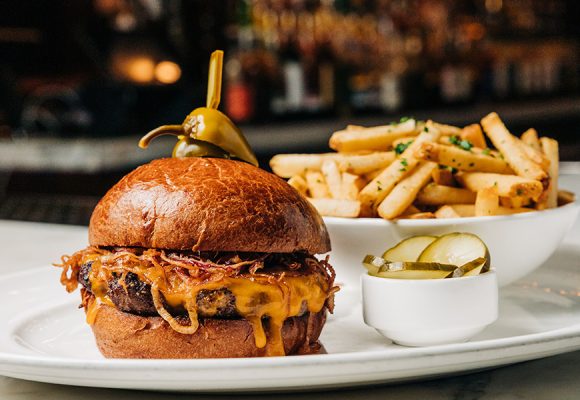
[155,61,182,84]
[485,0,503,13]
[127,57,155,83]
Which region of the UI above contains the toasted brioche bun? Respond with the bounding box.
[90,299,326,358]
[89,158,330,254]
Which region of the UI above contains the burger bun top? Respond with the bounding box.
[89,157,330,254]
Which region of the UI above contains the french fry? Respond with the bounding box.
[432,167,456,186]
[434,205,461,219]
[481,112,548,186]
[517,137,550,171]
[341,172,362,200]
[535,191,549,210]
[354,175,367,190]
[270,152,395,178]
[271,111,568,221]
[359,123,441,213]
[461,124,487,149]
[416,183,476,205]
[446,204,533,217]
[439,135,452,145]
[500,196,532,209]
[363,168,384,181]
[403,212,436,219]
[307,198,361,218]
[401,204,421,216]
[335,152,396,175]
[377,161,437,220]
[305,171,330,198]
[472,147,502,158]
[521,128,541,152]
[540,137,559,208]
[329,119,417,152]
[557,190,576,206]
[440,136,501,157]
[456,172,543,200]
[270,153,329,177]
[392,136,416,149]
[414,142,513,174]
[431,122,462,136]
[496,206,534,215]
[321,160,343,199]
[475,187,499,216]
[270,154,325,177]
[287,175,308,195]
[447,204,476,217]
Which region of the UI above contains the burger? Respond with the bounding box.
[57,157,337,358]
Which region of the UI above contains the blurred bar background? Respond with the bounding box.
[0,0,578,225]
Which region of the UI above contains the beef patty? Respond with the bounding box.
[78,261,307,319]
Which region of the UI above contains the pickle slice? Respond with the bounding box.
[362,254,388,275]
[418,232,490,270]
[451,257,489,278]
[382,235,438,262]
[375,261,457,279]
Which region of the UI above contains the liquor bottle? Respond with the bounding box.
[224,0,255,122]
[317,41,335,111]
[280,9,305,112]
[224,50,254,122]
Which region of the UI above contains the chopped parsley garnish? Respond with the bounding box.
[449,135,461,145]
[423,126,429,132]
[399,116,410,123]
[399,158,408,172]
[516,189,524,196]
[449,135,473,151]
[394,140,413,155]
[482,148,491,156]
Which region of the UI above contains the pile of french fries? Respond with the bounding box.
[270,112,575,219]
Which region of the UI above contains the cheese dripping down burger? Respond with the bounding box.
[57,157,337,358]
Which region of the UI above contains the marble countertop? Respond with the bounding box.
[1,175,579,399]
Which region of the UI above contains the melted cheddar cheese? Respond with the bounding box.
[75,250,334,357]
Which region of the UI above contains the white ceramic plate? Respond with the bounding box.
[1,241,580,393]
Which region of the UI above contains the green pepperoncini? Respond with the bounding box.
[138,50,258,166]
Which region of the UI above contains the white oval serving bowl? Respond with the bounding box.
[362,270,498,347]
[325,202,579,287]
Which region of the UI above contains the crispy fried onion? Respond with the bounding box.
[56,247,109,292]
[151,283,199,334]
[55,247,337,332]
[55,247,275,293]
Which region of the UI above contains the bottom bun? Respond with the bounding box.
[89,298,327,358]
